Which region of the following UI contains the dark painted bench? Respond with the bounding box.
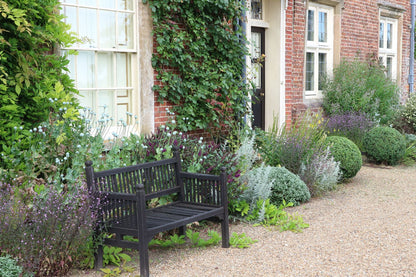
[85,147,229,277]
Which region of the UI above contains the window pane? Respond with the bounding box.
[97,53,114,88]
[386,57,393,79]
[116,53,131,87]
[118,13,134,49]
[251,32,262,89]
[78,90,95,110]
[62,0,77,4]
[79,0,96,7]
[99,11,116,48]
[318,53,327,90]
[318,12,327,42]
[118,0,134,11]
[98,90,115,118]
[379,22,384,48]
[307,10,314,41]
[306,52,314,91]
[77,51,95,88]
[79,8,97,48]
[251,0,262,20]
[100,0,115,9]
[387,23,392,49]
[62,6,77,35]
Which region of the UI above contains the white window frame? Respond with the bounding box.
[60,1,139,134]
[305,3,334,99]
[379,16,398,81]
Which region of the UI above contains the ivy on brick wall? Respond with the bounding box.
[143,0,250,133]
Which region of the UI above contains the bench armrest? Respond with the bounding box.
[178,168,228,206]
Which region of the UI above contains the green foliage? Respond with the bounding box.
[145,0,250,134]
[149,233,186,248]
[102,246,132,267]
[0,0,78,154]
[0,255,23,277]
[322,59,399,124]
[269,167,311,207]
[186,229,221,248]
[401,134,416,166]
[324,136,362,179]
[249,199,309,232]
[229,232,258,248]
[257,111,326,175]
[363,126,406,165]
[400,93,416,133]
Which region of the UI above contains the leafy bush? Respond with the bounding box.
[0,255,23,277]
[401,134,416,166]
[324,136,362,179]
[0,183,97,276]
[322,59,399,124]
[363,126,406,165]
[269,167,311,206]
[299,146,341,196]
[0,0,78,154]
[257,111,326,175]
[324,112,375,150]
[399,93,416,133]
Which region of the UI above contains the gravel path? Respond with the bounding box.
[73,164,416,276]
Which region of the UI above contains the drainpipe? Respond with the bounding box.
[410,0,415,94]
[240,0,248,124]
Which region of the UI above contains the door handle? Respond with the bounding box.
[260,93,265,97]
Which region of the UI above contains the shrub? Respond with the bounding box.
[268,167,311,206]
[324,112,375,150]
[322,59,399,124]
[363,126,406,165]
[0,255,23,277]
[324,136,362,179]
[298,146,341,196]
[0,183,97,276]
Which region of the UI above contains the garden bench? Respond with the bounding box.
[84,147,230,277]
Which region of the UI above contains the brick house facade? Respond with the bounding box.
[285,0,413,127]
[60,0,414,134]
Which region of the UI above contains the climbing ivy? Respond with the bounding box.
[0,0,78,154]
[144,0,250,134]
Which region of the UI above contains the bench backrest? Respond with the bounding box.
[85,155,182,201]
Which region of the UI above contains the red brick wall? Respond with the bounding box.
[285,0,413,125]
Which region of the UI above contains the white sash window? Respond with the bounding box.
[305,3,334,98]
[60,0,138,126]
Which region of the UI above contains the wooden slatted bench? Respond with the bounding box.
[84,147,230,277]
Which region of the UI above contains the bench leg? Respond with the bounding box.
[95,244,104,269]
[221,215,230,248]
[139,239,150,277]
[178,225,186,236]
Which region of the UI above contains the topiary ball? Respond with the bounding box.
[269,167,310,206]
[363,126,406,165]
[324,136,362,179]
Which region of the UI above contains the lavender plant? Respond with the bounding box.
[0,182,97,276]
[324,112,375,151]
[257,111,326,175]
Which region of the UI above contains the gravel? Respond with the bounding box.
[72,164,416,277]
